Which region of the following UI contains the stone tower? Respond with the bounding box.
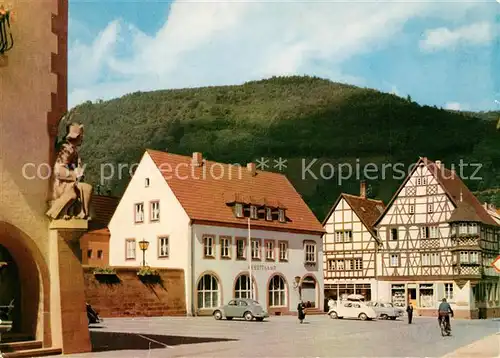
[0,0,91,354]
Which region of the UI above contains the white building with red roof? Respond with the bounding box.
[322,182,385,305]
[108,150,325,316]
[374,158,500,318]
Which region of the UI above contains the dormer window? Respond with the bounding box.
[278,209,285,223]
[145,178,150,187]
[265,207,272,221]
[250,205,258,219]
[235,203,244,218]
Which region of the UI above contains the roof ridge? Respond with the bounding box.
[342,193,384,203]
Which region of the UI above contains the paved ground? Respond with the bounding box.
[65,315,499,357]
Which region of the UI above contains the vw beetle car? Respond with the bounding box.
[328,300,377,320]
[213,298,269,321]
[366,301,404,320]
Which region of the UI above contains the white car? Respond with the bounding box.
[328,301,378,321]
[366,301,405,320]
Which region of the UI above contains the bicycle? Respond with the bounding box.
[438,314,451,336]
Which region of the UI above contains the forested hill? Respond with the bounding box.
[66,76,500,220]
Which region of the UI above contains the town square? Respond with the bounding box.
[0,0,499,357]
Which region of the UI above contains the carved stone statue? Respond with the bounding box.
[46,122,92,220]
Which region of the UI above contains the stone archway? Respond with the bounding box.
[0,221,51,345]
[301,274,319,309]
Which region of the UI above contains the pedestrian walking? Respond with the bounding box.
[406,302,413,324]
[297,300,306,324]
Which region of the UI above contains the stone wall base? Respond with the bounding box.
[84,266,186,317]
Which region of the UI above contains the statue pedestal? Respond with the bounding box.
[49,219,91,354]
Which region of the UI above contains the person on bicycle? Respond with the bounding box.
[438,298,453,330]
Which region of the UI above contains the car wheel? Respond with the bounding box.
[359,313,368,321]
[255,317,264,322]
[213,310,223,320]
[244,311,254,321]
[380,314,388,320]
[329,311,338,319]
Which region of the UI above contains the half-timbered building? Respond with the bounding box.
[323,182,385,304]
[375,158,500,318]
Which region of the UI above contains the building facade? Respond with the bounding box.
[375,158,500,318]
[322,182,385,304]
[108,150,325,316]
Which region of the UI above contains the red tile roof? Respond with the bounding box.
[146,149,324,235]
[374,157,498,227]
[89,195,120,230]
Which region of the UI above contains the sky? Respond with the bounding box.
[68,0,500,111]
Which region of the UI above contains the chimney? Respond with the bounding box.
[247,162,256,176]
[360,180,366,199]
[192,152,203,166]
[435,160,442,169]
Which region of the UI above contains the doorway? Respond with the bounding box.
[408,288,417,307]
[0,244,21,332]
[301,276,317,308]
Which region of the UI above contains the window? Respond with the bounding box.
[304,242,316,263]
[125,239,136,260]
[421,226,429,239]
[327,259,335,271]
[87,249,92,259]
[416,178,422,186]
[468,223,478,234]
[336,259,344,270]
[251,239,261,260]
[422,177,427,185]
[335,230,352,242]
[236,238,246,259]
[158,236,169,258]
[391,228,398,241]
[150,201,160,221]
[430,226,440,238]
[265,241,275,260]
[203,236,215,258]
[197,274,220,309]
[134,203,144,223]
[459,223,467,234]
[235,203,243,217]
[250,205,258,219]
[445,283,453,300]
[268,275,286,307]
[266,207,272,221]
[430,253,440,266]
[428,203,434,213]
[145,178,150,187]
[422,253,430,266]
[278,209,285,222]
[235,274,254,299]
[409,204,415,215]
[390,254,399,267]
[220,236,231,258]
[354,258,363,270]
[97,250,103,259]
[470,251,479,264]
[278,241,288,261]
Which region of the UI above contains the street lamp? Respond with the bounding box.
[138,239,149,267]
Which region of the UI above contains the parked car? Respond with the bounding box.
[213,298,269,321]
[328,300,377,321]
[366,301,404,320]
